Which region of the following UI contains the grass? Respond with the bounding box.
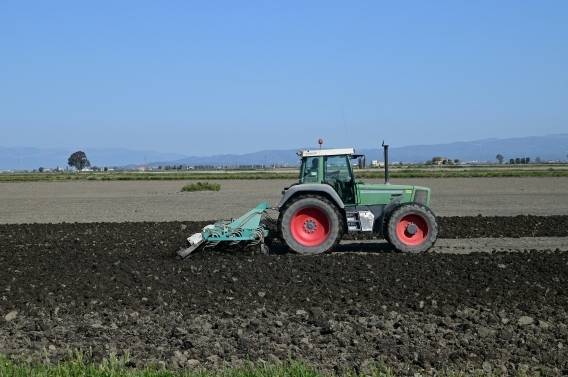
[0,355,540,377]
[0,355,393,377]
[1,165,568,182]
[181,182,221,192]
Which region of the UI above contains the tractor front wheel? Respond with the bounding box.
[279,195,343,255]
[387,204,438,253]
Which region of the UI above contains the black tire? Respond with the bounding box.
[383,228,391,245]
[278,195,343,255]
[382,212,392,244]
[386,203,437,253]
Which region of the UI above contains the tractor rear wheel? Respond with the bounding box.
[387,203,437,253]
[279,195,343,255]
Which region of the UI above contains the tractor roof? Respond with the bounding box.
[299,148,355,157]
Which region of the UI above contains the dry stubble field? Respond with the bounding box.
[0,177,567,224]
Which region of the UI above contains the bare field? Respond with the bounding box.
[0,177,566,224]
[1,186,568,374]
[341,237,568,254]
[1,221,568,374]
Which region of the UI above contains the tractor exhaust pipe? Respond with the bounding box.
[382,141,390,184]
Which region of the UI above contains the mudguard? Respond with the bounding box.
[277,184,345,209]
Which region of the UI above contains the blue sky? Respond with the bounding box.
[0,1,567,155]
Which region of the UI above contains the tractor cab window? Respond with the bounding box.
[301,156,320,183]
[324,155,355,203]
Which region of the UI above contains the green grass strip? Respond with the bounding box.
[181,182,221,192]
[0,355,390,377]
[0,354,539,377]
[1,168,568,182]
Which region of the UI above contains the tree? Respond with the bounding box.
[509,158,515,164]
[431,156,445,165]
[67,151,91,171]
[496,154,504,164]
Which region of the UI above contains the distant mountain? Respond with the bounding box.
[1,134,567,170]
[148,149,302,168]
[0,147,186,170]
[360,134,568,163]
[155,134,568,166]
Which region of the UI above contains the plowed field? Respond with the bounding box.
[1,218,568,375]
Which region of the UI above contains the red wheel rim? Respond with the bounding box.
[395,214,429,246]
[290,207,330,247]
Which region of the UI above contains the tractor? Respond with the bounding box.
[178,143,438,257]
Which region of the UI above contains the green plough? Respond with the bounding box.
[177,202,271,258]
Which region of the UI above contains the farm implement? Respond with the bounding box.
[178,143,438,257]
[177,202,271,258]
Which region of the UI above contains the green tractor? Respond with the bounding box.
[178,144,438,258]
[276,145,437,254]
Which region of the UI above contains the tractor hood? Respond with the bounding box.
[355,183,431,206]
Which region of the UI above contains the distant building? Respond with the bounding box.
[371,160,383,168]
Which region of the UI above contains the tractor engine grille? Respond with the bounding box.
[414,189,428,205]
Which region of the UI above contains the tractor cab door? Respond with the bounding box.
[324,155,356,204]
[300,156,321,183]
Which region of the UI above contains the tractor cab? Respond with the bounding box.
[297,147,431,209]
[299,148,360,204]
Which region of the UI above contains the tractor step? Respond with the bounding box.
[346,210,375,232]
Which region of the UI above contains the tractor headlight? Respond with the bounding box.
[414,189,428,205]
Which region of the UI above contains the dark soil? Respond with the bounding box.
[438,215,568,238]
[1,220,568,375]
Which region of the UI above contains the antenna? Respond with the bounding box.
[318,138,324,150]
